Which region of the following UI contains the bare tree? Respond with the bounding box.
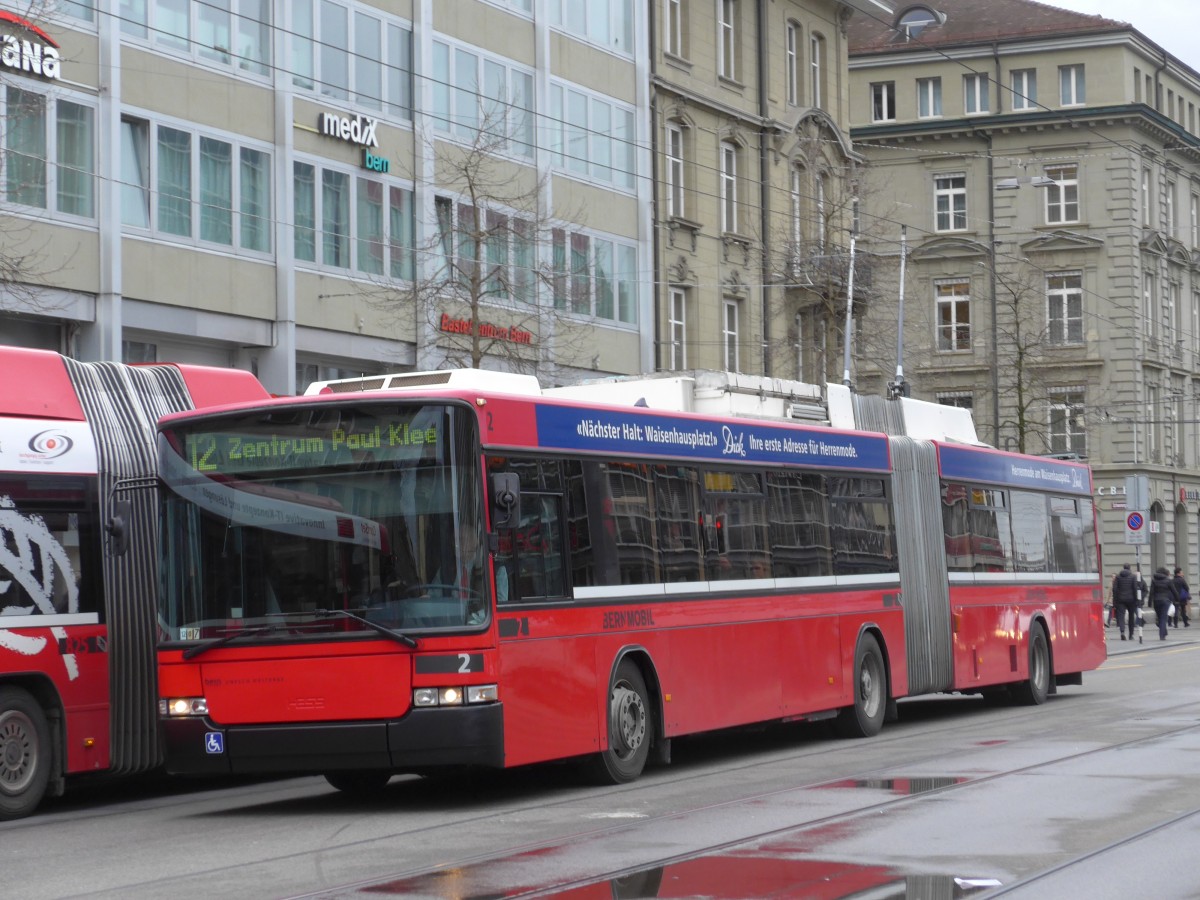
[760,132,897,386]
[367,109,611,380]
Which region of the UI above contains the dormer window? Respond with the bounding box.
[897,6,942,39]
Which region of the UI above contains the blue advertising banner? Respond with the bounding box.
[939,444,1090,496]
[534,404,890,471]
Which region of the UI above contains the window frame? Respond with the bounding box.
[719,141,738,233]
[934,173,967,232]
[1044,164,1079,225]
[666,122,685,218]
[1048,388,1087,456]
[549,81,636,191]
[1046,271,1084,346]
[1011,68,1037,110]
[718,0,737,81]
[963,73,989,115]
[786,21,800,106]
[935,279,971,352]
[723,298,740,371]
[1059,64,1085,106]
[668,287,687,369]
[122,0,272,78]
[4,86,97,222]
[917,76,942,118]
[871,81,896,123]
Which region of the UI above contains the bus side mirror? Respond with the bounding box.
[491,473,520,528]
[106,499,132,557]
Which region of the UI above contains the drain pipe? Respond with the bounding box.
[757,0,772,374]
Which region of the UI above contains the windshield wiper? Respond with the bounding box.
[315,608,419,648]
[181,623,281,660]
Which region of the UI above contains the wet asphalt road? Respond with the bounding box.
[6,622,1200,900]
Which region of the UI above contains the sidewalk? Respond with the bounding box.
[1104,609,1199,654]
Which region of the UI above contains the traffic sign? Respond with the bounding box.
[1125,510,1148,545]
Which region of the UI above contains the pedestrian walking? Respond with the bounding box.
[1149,566,1180,641]
[1172,566,1191,627]
[1112,564,1142,642]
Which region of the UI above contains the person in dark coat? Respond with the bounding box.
[1111,564,1142,641]
[1149,566,1180,641]
[1171,566,1190,627]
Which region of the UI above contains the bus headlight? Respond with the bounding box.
[160,697,208,717]
[412,684,498,707]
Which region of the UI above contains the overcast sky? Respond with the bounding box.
[1048,0,1198,71]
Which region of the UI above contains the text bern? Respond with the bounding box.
[318,112,379,148]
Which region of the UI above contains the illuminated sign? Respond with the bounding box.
[318,111,379,147]
[440,313,533,346]
[0,11,61,80]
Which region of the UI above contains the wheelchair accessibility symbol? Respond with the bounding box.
[205,732,225,754]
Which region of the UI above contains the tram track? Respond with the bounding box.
[16,649,1200,900]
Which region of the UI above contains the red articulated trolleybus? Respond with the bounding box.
[0,347,269,819]
[155,370,1105,792]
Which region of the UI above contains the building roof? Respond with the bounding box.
[847,0,1130,55]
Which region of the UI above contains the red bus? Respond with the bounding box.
[0,347,268,819]
[155,370,1105,791]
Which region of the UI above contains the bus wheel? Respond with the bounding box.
[323,770,393,795]
[589,661,651,785]
[0,687,52,821]
[1013,625,1051,706]
[834,635,887,739]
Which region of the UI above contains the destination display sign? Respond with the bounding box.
[533,405,889,471]
[172,411,443,476]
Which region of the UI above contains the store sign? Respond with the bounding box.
[0,11,61,81]
[440,313,533,346]
[362,148,389,173]
[1182,488,1200,502]
[317,111,379,148]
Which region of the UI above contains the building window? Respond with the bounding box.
[549,82,636,190]
[934,173,967,232]
[289,2,410,115]
[917,77,942,118]
[790,166,803,248]
[720,141,738,233]
[718,0,737,80]
[963,73,988,115]
[935,280,971,352]
[1044,164,1079,224]
[5,87,96,219]
[119,119,270,251]
[122,0,271,76]
[1142,166,1153,227]
[723,299,740,371]
[937,392,973,410]
[794,313,804,381]
[1048,389,1086,456]
[552,229,638,324]
[293,160,411,276]
[435,42,534,158]
[666,122,685,218]
[434,199,532,302]
[1047,272,1084,345]
[1143,271,1157,339]
[814,172,826,250]
[1166,179,1177,236]
[664,0,685,57]
[1191,193,1199,247]
[871,82,895,122]
[786,22,800,105]
[1059,64,1085,105]
[668,288,687,369]
[548,0,634,54]
[1147,383,1161,461]
[1011,68,1037,110]
[898,7,938,38]
[810,33,824,108]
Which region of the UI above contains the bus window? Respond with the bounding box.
[510,493,566,600]
[766,471,832,577]
[1010,491,1049,573]
[654,466,702,583]
[604,462,659,585]
[968,487,1013,573]
[702,470,769,581]
[829,477,897,576]
[1049,496,1091,573]
[0,478,100,621]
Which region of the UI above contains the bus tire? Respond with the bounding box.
[323,770,393,795]
[0,686,52,821]
[834,634,887,739]
[588,661,651,785]
[1013,625,1051,706]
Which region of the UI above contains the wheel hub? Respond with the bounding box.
[611,684,646,758]
[0,711,35,794]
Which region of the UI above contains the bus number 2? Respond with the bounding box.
[459,653,471,673]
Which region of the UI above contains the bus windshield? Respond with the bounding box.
[157,402,486,643]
